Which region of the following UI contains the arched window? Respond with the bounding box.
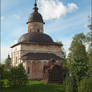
[27,66,30,74]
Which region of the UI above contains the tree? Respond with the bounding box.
[9,64,28,87]
[64,76,78,92]
[69,33,88,78]
[0,65,4,80]
[66,33,88,92]
[78,77,92,92]
[86,16,92,76]
[4,55,11,67]
[88,16,92,30]
[0,65,4,88]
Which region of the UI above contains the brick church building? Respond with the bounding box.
[11,1,63,81]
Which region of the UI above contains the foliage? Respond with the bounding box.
[86,16,92,78]
[86,31,92,44]
[0,65,4,80]
[70,60,88,82]
[78,77,92,92]
[88,16,92,30]
[64,76,78,92]
[4,58,11,67]
[69,33,87,62]
[68,33,88,79]
[65,33,88,92]
[0,65,4,88]
[8,64,28,87]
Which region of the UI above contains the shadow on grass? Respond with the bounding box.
[2,83,64,92]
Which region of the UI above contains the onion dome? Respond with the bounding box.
[27,1,45,24]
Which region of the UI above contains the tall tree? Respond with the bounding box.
[66,33,88,92]
[86,16,92,76]
[78,17,92,92]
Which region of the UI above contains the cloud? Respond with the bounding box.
[67,3,78,13]
[38,0,78,20]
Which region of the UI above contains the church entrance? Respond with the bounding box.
[43,59,63,83]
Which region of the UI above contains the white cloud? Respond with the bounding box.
[67,3,78,13]
[38,0,78,20]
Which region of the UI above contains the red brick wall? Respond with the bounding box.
[23,60,62,80]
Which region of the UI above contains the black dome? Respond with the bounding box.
[27,12,44,24]
[27,2,44,24]
[18,32,54,44]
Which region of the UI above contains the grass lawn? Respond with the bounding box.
[1,80,65,92]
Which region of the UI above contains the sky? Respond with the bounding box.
[1,0,91,63]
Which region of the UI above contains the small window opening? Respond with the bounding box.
[37,29,40,32]
[30,29,31,32]
[27,67,30,74]
[16,57,17,64]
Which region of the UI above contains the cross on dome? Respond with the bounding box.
[34,0,38,12]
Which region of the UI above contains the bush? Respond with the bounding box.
[78,77,92,92]
[64,76,78,92]
[9,64,28,87]
[0,65,4,88]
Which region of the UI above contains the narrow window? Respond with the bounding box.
[30,29,31,32]
[37,29,40,32]
[27,67,30,74]
[16,57,17,64]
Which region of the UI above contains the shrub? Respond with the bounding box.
[9,64,28,87]
[78,77,92,92]
[0,65,4,88]
[64,76,78,92]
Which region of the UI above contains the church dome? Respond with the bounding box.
[27,12,44,24]
[18,32,54,44]
[27,2,44,24]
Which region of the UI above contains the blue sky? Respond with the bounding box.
[1,0,91,62]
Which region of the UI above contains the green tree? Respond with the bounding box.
[86,16,92,76]
[0,65,4,88]
[4,55,11,67]
[78,17,92,92]
[64,76,78,92]
[69,33,88,79]
[78,77,92,92]
[66,33,88,92]
[0,65,4,80]
[9,64,28,87]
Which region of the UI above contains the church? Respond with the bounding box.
[11,1,63,81]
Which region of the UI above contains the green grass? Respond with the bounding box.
[1,80,65,92]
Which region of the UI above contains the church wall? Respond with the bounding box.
[11,45,21,67]
[11,44,62,67]
[22,60,62,80]
[23,60,47,79]
[21,44,62,57]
